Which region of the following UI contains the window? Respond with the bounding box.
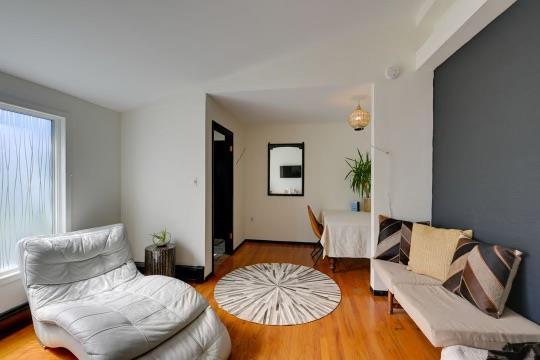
[0,102,65,273]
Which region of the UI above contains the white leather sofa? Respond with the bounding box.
[18,224,231,360]
[372,259,540,351]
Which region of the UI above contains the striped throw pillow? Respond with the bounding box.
[459,244,522,318]
[375,215,430,264]
[442,234,479,293]
[375,215,402,263]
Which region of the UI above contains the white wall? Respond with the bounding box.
[243,121,370,243]
[121,90,206,269]
[370,71,434,290]
[0,272,27,314]
[0,71,121,313]
[205,96,246,275]
[121,19,434,278]
[122,93,248,279]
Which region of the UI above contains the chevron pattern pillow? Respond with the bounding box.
[375,215,429,264]
[459,244,523,318]
[442,234,479,293]
[375,215,402,263]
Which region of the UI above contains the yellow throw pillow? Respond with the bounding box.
[407,224,473,281]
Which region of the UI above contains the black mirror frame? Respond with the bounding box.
[267,142,305,196]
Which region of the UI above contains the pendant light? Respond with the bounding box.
[348,104,370,131]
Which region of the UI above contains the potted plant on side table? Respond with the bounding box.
[345,149,371,212]
[145,228,176,277]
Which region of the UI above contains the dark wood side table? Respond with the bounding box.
[144,243,176,277]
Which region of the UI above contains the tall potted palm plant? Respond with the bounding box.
[345,150,371,212]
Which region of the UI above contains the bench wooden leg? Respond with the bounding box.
[329,258,336,272]
[388,291,394,315]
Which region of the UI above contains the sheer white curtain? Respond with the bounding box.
[0,108,53,272]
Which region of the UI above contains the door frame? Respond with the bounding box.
[211,120,234,275]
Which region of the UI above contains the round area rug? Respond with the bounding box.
[214,263,341,325]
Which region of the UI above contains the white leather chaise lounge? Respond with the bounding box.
[18,224,231,359]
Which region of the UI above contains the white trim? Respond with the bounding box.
[52,113,67,233]
[0,268,21,287]
[415,0,517,70]
[0,101,65,123]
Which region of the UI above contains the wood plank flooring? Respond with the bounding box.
[0,241,441,359]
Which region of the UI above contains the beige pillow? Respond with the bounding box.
[407,223,472,281]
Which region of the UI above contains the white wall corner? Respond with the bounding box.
[415,0,517,71]
[370,71,433,291]
[415,0,438,27]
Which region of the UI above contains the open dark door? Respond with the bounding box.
[212,121,233,274]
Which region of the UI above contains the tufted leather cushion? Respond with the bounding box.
[20,224,130,286]
[28,261,139,310]
[138,307,231,360]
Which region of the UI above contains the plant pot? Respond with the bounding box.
[362,197,371,212]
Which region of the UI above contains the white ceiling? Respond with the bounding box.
[211,84,372,124]
[0,0,422,111]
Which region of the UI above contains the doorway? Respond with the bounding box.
[212,121,233,273]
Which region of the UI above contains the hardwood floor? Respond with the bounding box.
[0,241,441,360]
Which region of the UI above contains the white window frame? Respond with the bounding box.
[0,101,66,282]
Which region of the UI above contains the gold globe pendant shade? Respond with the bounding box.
[348,104,370,131]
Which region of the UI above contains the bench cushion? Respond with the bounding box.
[394,284,540,350]
[372,259,441,293]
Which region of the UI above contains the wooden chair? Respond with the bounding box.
[307,205,324,265]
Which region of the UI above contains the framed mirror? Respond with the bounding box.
[267,143,304,196]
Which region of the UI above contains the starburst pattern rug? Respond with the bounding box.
[214,263,341,325]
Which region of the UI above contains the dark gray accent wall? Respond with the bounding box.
[433,0,540,324]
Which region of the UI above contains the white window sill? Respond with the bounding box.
[0,269,21,286]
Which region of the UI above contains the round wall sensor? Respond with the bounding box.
[385,66,401,80]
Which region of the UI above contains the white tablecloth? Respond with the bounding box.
[320,210,371,258]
